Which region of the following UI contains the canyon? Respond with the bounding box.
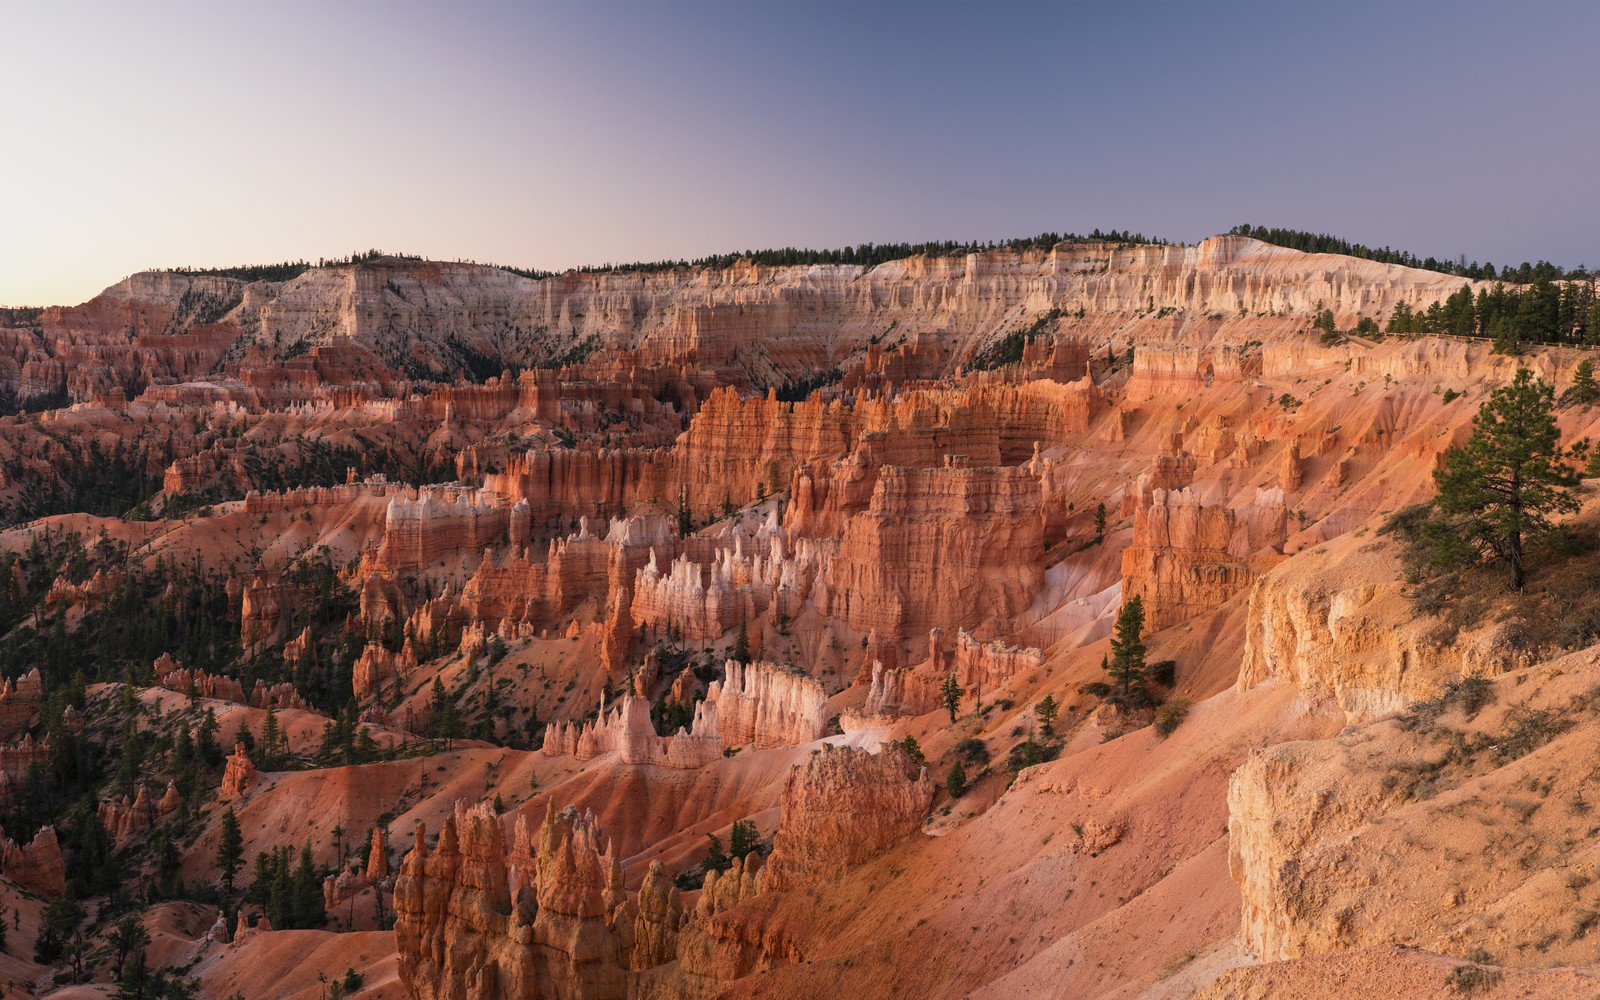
[1,234,1597,1000]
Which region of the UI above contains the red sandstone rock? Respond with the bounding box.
[705,659,828,749]
[221,742,257,798]
[540,692,722,768]
[761,743,933,892]
[0,823,65,895]
[1120,483,1286,631]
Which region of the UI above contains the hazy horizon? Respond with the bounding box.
[4,0,1598,307]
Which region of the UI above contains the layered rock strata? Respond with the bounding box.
[761,743,933,892]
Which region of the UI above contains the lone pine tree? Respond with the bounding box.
[1433,367,1581,590]
[1107,595,1148,701]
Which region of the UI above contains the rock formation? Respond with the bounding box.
[0,668,42,741]
[394,800,631,1000]
[98,781,179,844]
[762,743,933,892]
[540,692,724,768]
[221,742,257,797]
[821,463,1045,640]
[0,237,1571,1000]
[704,660,828,749]
[0,823,64,895]
[1121,483,1286,631]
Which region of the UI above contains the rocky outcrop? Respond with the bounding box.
[761,743,933,892]
[0,823,64,895]
[157,656,309,711]
[628,861,682,971]
[704,660,828,749]
[0,668,42,741]
[1238,527,1522,721]
[367,824,390,881]
[394,800,631,1000]
[863,660,944,718]
[98,781,179,844]
[1120,483,1287,631]
[0,733,48,803]
[353,641,417,702]
[939,627,1046,696]
[1229,656,1600,969]
[863,629,1047,719]
[629,515,826,643]
[377,487,512,574]
[221,743,257,797]
[325,825,393,909]
[1125,343,1261,403]
[671,853,781,993]
[540,693,723,768]
[821,463,1045,640]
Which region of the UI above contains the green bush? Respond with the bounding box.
[1153,699,1190,738]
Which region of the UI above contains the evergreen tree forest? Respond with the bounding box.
[1231,224,1582,283]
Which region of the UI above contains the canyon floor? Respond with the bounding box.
[0,235,1594,999]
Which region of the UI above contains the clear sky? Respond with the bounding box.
[3,0,1597,306]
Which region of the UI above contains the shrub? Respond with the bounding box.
[897,735,926,768]
[954,738,991,765]
[946,760,967,798]
[1495,708,1574,762]
[1006,738,1061,776]
[1444,963,1502,996]
[1153,699,1190,738]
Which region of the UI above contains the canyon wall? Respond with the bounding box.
[1121,484,1287,632]
[703,659,829,749]
[761,743,933,892]
[822,463,1045,640]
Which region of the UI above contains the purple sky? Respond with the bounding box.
[3,0,1597,305]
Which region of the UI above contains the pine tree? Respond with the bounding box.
[113,718,142,798]
[196,708,222,769]
[1490,314,1519,356]
[729,819,758,859]
[108,913,149,981]
[171,720,193,776]
[217,808,244,894]
[946,759,967,798]
[1313,308,1338,342]
[268,846,292,928]
[249,850,275,905]
[732,619,750,665]
[260,706,282,769]
[676,486,693,537]
[1035,694,1059,737]
[1562,358,1599,406]
[293,842,325,928]
[1093,502,1107,543]
[898,734,926,768]
[940,674,962,724]
[429,677,461,740]
[703,833,728,873]
[1107,596,1148,700]
[1433,367,1582,590]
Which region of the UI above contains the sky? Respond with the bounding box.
[2,0,1598,306]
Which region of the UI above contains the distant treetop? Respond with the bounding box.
[1229,224,1583,284]
[158,232,1177,285]
[558,229,1171,277]
[160,249,423,282]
